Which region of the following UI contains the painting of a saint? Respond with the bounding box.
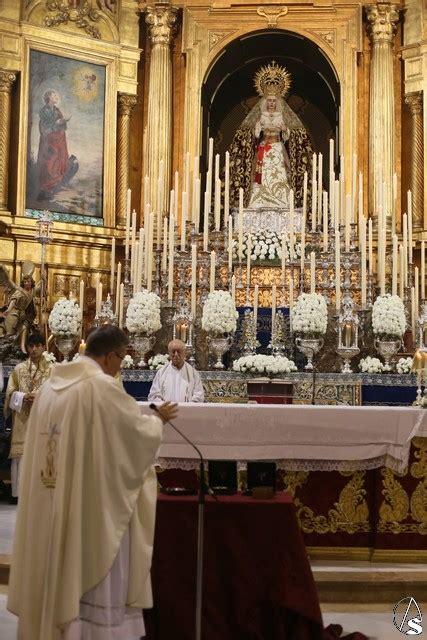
[26,51,106,221]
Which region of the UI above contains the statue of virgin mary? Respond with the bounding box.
[229,61,313,210]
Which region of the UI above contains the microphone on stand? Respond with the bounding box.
[149,402,210,640]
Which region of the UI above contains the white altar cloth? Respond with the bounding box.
[139,403,427,473]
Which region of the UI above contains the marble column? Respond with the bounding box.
[366,4,400,217]
[144,1,178,220]
[0,70,17,211]
[405,92,424,230]
[116,93,137,227]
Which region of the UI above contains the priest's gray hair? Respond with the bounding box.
[85,325,129,357]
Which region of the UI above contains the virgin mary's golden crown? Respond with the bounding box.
[254,61,291,98]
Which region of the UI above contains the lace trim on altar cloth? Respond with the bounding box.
[156,454,407,474]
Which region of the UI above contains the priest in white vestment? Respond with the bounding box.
[148,339,204,403]
[7,325,178,640]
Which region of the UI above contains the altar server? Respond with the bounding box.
[148,338,204,403]
[8,324,178,640]
[4,333,52,498]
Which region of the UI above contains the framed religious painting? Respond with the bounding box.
[21,46,115,227]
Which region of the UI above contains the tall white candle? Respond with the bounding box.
[79,279,84,315]
[181,192,187,251]
[253,284,259,327]
[125,189,131,260]
[392,234,398,296]
[167,215,175,303]
[214,178,221,231]
[132,241,139,293]
[311,179,317,232]
[228,215,233,272]
[335,229,341,310]
[162,218,168,273]
[415,266,419,323]
[110,237,115,295]
[203,191,209,252]
[144,175,150,208]
[238,188,244,262]
[118,283,124,329]
[323,191,328,252]
[345,194,351,252]
[310,251,316,293]
[174,172,179,217]
[115,262,121,316]
[246,234,252,299]
[194,178,201,232]
[361,220,367,307]
[231,274,236,308]
[224,151,230,225]
[191,243,197,318]
[147,212,154,292]
[399,245,404,300]
[411,287,416,336]
[334,180,340,231]
[289,276,294,310]
[317,153,323,224]
[368,218,373,275]
[131,209,137,281]
[408,191,413,264]
[137,229,144,292]
[210,250,216,293]
[184,151,190,196]
[392,172,397,236]
[351,154,357,222]
[421,241,425,299]
[403,213,408,286]
[281,233,286,287]
[300,194,306,274]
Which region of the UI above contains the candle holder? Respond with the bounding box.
[94,294,117,327]
[350,222,358,252]
[237,308,260,356]
[122,257,133,315]
[268,310,287,355]
[336,293,360,373]
[319,252,331,301]
[154,249,162,298]
[416,299,427,350]
[172,293,196,366]
[403,284,412,331]
[366,272,375,309]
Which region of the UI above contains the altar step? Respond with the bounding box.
[311,559,427,604]
[1,554,426,605]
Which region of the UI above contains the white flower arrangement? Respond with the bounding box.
[359,356,385,374]
[232,230,303,264]
[396,357,413,374]
[121,354,134,369]
[202,290,238,336]
[126,289,162,335]
[48,298,82,336]
[291,293,328,336]
[42,351,57,364]
[72,353,81,362]
[233,354,297,374]
[148,354,169,370]
[372,294,406,339]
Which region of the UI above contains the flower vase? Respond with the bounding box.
[374,338,401,370]
[55,334,78,361]
[207,335,232,370]
[295,336,324,371]
[133,334,156,368]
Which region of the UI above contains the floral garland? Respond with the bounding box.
[148,354,170,370]
[232,230,303,263]
[372,294,406,339]
[291,293,328,336]
[126,289,162,335]
[233,354,297,374]
[202,290,238,335]
[48,298,82,336]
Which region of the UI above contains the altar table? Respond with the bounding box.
[140,402,426,472]
[144,493,366,640]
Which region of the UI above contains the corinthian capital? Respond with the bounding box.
[0,70,17,93]
[405,92,423,116]
[118,93,137,117]
[366,4,400,44]
[144,2,178,46]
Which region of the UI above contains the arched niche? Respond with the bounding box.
[200,29,340,188]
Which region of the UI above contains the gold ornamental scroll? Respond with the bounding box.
[365,3,400,219]
[0,70,17,211]
[117,93,137,227]
[405,92,424,231]
[143,1,178,223]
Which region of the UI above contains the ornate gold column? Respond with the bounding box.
[144,1,178,217]
[0,69,17,211]
[366,4,400,217]
[405,92,424,231]
[116,93,137,227]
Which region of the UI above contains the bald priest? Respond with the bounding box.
[148,339,204,403]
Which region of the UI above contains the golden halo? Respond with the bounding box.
[253,60,292,98]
